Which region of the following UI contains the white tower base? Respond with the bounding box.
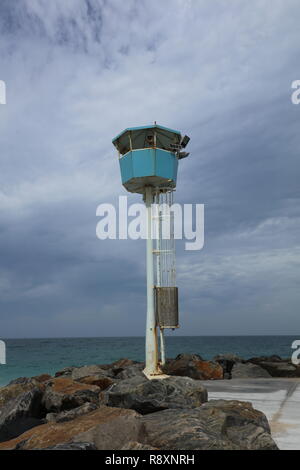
[143,186,163,377]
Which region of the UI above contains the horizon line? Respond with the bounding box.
[1,334,297,340]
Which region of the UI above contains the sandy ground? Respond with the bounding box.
[201,378,300,450]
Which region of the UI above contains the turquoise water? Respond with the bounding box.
[0,336,296,387]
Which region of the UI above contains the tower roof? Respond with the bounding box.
[112,124,181,155]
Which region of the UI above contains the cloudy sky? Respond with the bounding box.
[0,0,299,338]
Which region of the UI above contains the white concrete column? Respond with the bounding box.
[143,186,160,376]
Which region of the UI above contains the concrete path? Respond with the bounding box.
[201,378,300,450]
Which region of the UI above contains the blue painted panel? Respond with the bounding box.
[132,149,155,177]
[173,155,178,183]
[119,148,178,192]
[155,148,178,182]
[119,152,133,184]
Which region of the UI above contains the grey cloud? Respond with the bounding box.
[0,0,299,337]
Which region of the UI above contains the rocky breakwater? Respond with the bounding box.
[0,357,278,450]
[213,354,300,379]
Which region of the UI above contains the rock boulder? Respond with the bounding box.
[231,362,271,379]
[42,377,100,413]
[247,360,300,378]
[77,375,114,390]
[0,407,145,450]
[248,355,282,364]
[100,375,208,414]
[142,399,278,450]
[46,402,97,423]
[213,353,244,379]
[40,442,97,450]
[0,379,45,408]
[115,363,145,380]
[71,365,114,381]
[163,356,223,380]
[0,388,44,442]
[55,366,76,378]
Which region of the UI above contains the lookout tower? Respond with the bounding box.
[112,124,190,377]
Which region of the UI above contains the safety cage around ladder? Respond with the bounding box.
[153,189,179,329]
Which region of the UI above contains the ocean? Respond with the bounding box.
[0,336,296,387]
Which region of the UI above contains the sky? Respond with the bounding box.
[0,0,299,338]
